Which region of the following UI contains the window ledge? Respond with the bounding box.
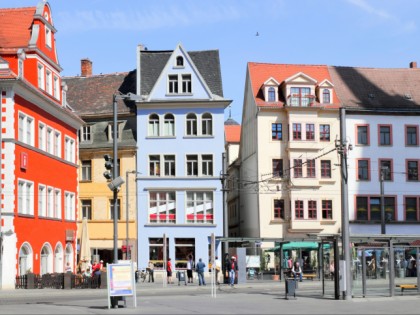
[183,135,214,139]
[320,220,336,225]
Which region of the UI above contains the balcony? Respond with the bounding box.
[286,94,316,107]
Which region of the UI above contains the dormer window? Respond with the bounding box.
[268,87,276,102]
[290,87,312,106]
[262,77,280,102]
[322,89,330,103]
[176,56,184,67]
[45,27,52,48]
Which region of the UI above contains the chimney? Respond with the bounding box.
[81,58,92,77]
[409,61,417,69]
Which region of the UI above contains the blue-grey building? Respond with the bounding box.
[135,44,231,271]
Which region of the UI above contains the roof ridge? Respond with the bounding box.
[249,62,328,67]
[0,7,35,12]
[63,72,130,79]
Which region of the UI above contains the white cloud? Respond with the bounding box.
[346,0,393,19]
[56,2,244,32]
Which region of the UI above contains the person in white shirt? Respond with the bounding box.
[292,261,302,282]
[215,256,222,285]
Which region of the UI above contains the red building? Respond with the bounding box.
[0,2,83,289]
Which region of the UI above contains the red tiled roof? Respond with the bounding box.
[225,125,241,143]
[248,62,339,105]
[0,7,36,51]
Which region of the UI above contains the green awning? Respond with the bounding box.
[267,241,330,252]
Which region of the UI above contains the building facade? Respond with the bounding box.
[0,2,83,288]
[328,63,420,235]
[135,44,231,271]
[238,63,342,246]
[64,60,138,266]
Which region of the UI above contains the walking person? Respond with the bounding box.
[195,258,206,286]
[228,256,238,287]
[167,258,173,284]
[186,254,195,283]
[215,256,222,285]
[147,261,154,283]
[223,253,230,284]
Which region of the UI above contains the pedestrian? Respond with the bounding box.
[228,256,238,287]
[92,260,103,288]
[223,253,230,284]
[215,256,222,285]
[186,254,195,283]
[65,262,72,273]
[167,258,173,284]
[292,261,302,282]
[147,261,154,283]
[195,258,206,286]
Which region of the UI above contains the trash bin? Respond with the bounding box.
[177,271,187,286]
[285,278,297,300]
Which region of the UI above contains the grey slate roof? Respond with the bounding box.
[328,66,420,111]
[140,49,224,98]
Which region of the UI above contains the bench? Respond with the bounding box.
[302,273,317,281]
[396,284,418,295]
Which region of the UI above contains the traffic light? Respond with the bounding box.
[103,154,113,180]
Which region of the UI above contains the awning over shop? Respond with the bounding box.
[267,241,330,252]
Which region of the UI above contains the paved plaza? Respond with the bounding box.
[0,278,419,314]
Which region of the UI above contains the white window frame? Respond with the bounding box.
[18,179,34,215]
[53,75,60,99]
[46,70,52,95]
[79,125,92,142]
[47,187,54,217]
[54,131,61,157]
[201,113,213,136]
[201,154,214,176]
[18,112,34,146]
[38,184,47,217]
[54,189,61,219]
[168,74,179,94]
[64,136,75,163]
[186,155,198,176]
[149,155,161,176]
[47,127,54,154]
[37,63,45,90]
[45,26,52,48]
[181,74,192,93]
[186,113,197,136]
[163,113,175,136]
[164,155,176,176]
[65,192,75,221]
[186,191,214,224]
[148,114,160,137]
[38,122,46,151]
[148,191,176,224]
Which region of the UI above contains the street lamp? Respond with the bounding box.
[125,170,140,260]
[336,107,353,300]
[111,92,142,264]
[380,166,389,235]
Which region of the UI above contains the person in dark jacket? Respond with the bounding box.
[228,256,238,286]
[195,258,206,286]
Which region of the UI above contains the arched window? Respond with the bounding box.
[19,243,33,276]
[163,113,175,136]
[148,114,160,136]
[54,243,64,273]
[186,113,197,136]
[176,56,184,66]
[268,87,276,102]
[202,113,213,136]
[40,244,53,275]
[322,89,331,104]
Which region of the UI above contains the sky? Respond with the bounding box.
[3,0,420,124]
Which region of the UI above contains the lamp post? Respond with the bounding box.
[337,107,352,300]
[111,93,142,264]
[380,167,388,234]
[125,170,140,260]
